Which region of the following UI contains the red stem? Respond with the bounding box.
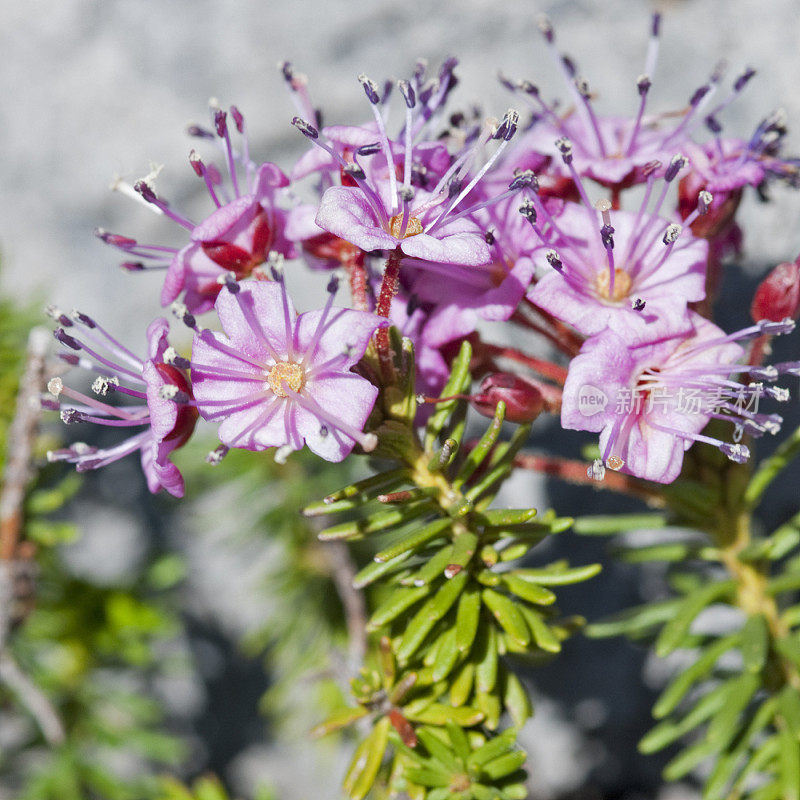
[375,249,403,383]
[479,342,569,385]
[514,452,664,505]
[342,245,369,312]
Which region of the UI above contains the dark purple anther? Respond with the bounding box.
[134,181,157,203]
[121,262,145,272]
[358,74,380,104]
[343,163,366,181]
[291,117,319,139]
[651,12,661,37]
[72,311,96,328]
[662,224,682,245]
[498,72,517,92]
[46,305,73,327]
[632,297,646,311]
[698,190,713,215]
[357,142,382,156]
[222,273,240,294]
[734,67,756,93]
[509,169,537,191]
[546,250,563,271]
[538,16,554,43]
[555,136,573,164]
[601,224,615,249]
[230,105,245,133]
[561,55,577,78]
[186,124,214,139]
[398,80,416,109]
[519,199,537,223]
[705,115,723,134]
[664,155,687,182]
[214,109,227,138]
[496,110,519,141]
[189,150,204,177]
[280,61,294,82]
[438,56,458,83]
[637,75,652,95]
[689,85,710,107]
[54,329,81,350]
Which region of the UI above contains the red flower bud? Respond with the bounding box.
[751,260,800,322]
[471,374,546,423]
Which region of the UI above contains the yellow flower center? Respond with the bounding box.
[595,268,632,301]
[267,361,305,397]
[389,214,423,238]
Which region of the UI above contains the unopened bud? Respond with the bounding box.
[471,374,545,424]
[751,260,800,323]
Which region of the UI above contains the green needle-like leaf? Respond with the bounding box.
[481,588,530,647]
[501,574,556,606]
[425,341,472,451]
[318,499,436,540]
[653,633,740,719]
[455,586,482,654]
[455,401,506,489]
[741,614,770,673]
[475,624,499,694]
[480,750,527,781]
[396,570,469,664]
[502,670,532,728]
[655,580,736,657]
[368,585,431,630]
[466,728,518,771]
[311,706,369,737]
[342,717,391,800]
[374,517,452,563]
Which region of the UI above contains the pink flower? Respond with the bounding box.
[561,312,795,483]
[500,16,776,193]
[293,71,528,269]
[190,277,386,462]
[526,185,708,337]
[99,106,294,314]
[47,313,197,497]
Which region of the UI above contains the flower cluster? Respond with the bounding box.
[47,14,799,492]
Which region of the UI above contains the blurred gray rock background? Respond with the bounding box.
[3,1,800,798]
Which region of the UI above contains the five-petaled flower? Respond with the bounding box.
[190,277,386,462]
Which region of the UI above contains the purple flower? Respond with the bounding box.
[561,312,796,483]
[46,313,197,497]
[526,183,708,337]
[190,277,386,462]
[501,15,758,190]
[292,68,530,269]
[99,106,294,314]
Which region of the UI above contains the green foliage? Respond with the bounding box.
[582,423,800,800]
[308,340,600,799]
